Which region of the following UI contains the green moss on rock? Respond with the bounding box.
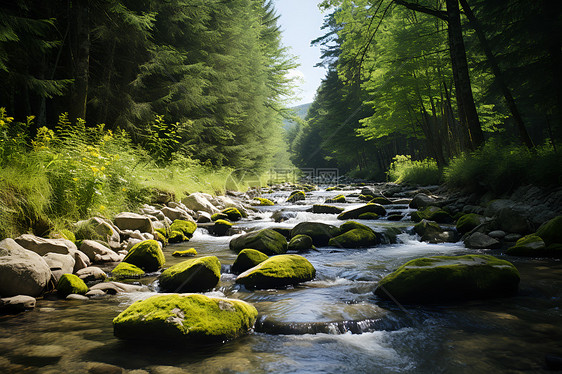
[369,197,392,205]
[172,248,198,257]
[326,194,346,203]
[168,230,188,244]
[235,254,316,289]
[211,213,229,221]
[123,240,165,272]
[288,234,314,252]
[311,204,344,214]
[411,206,453,224]
[170,220,197,238]
[506,234,548,256]
[231,249,268,274]
[57,274,88,297]
[290,222,341,246]
[358,194,374,201]
[328,227,379,248]
[536,215,562,246]
[158,256,221,293]
[113,294,258,343]
[229,229,287,255]
[338,203,387,220]
[213,219,233,236]
[254,197,274,206]
[287,191,306,203]
[456,213,484,234]
[221,207,243,221]
[374,254,520,303]
[111,262,145,279]
[358,212,379,220]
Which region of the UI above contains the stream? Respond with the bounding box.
[1,188,562,373]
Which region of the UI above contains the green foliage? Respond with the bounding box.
[387,155,442,185]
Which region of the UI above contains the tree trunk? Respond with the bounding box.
[459,0,534,149]
[445,0,484,149]
[70,0,90,122]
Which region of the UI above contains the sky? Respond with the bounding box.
[273,0,328,107]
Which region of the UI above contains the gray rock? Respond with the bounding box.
[0,295,36,313]
[504,233,523,242]
[161,206,193,222]
[488,230,507,239]
[0,239,52,297]
[272,210,297,222]
[66,294,89,301]
[15,234,77,256]
[196,211,212,223]
[80,240,121,263]
[409,193,439,209]
[76,266,107,282]
[10,345,65,366]
[114,212,154,235]
[85,289,106,297]
[484,199,516,217]
[464,232,501,249]
[495,206,533,234]
[43,253,75,282]
[181,193,219,214]
[413,220,456,243]
[89,281,145,294]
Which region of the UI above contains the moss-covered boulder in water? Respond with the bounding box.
[326,194,346,204]
[170,220,197,238]
[231,249,268,274]
[456,213,485,234]
[358,212,379,220]
[328,221,380,248]
[123,240,165,272]
[113,294,258,343]
[213,219,233,236]
[290,222,340,246]
[374,255,520,303]
[338,203,387,220]
[414,220,454,243]
[358,194,374,201]
[158,256,221,293]
[168,231,188,244]
[411,206,453,224]
[111,262,145,279]
[220,207,242,221]
[235,254,315,289]
[288,235,314,252]
[505,234,551,256]
[254,197,274,206]
[311,204,344,214]
[536,215,562,246]
[211,213,229,222]
[172,248,198,257]
[229,229,287,256]
[287,190,305,203]
[369,197,392,205]
[57,274,88,297]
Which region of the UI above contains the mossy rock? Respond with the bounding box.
[155,227,169,238]
[123,240,165,272]
[154,231,168,246]
[358,194,374,201]
[211,213,229,222]
[290,222,341,246]
[536,215,562,246]
[374,254,520,303]
[326,194,346,204]
[168,230,189,244]
[229,229,287,256]
[338,203,387,220]
[381,227,402,244]
[113,294,258,343]
[158,256,221,293]
[287,191,306,203]
[170,220,197,238]
[231,249,268,274]
[254,197,274,206]
[412,206,453,224]
[221,207,242,222]
[213,219,233,236]
[288,234,314,252]
[328,224,380,248]
[505,234,550,257]
[456,213,485,234]
[358,212,379,220]
[235,254,316,290]
[311,204,344,214]
[414,220,452,243]
[111,262,145,279]
[270,227,292,240]
[369,197,392,205]
[57,274,88,297]
[172,248,198,257]
[326,186,338,191]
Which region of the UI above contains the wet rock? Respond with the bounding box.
[10,344,65,366]
[113,294,257,343]
[114,212,154,235]
[484,199,516,217]
[414,220,455,243]
[495,206,533,234]
[236,254,315,289]
[488,230,507,239]
[90,281,145,295]
[158,256,221,293]
[411,206,453,224]
[80,240,122,263]
[220,207,243,221]
[57,274,88,297]
[122,240,165,272]
[0,238,51,297]
[231,249,268,274]
[456,213,485,234]
[387,214,404,221]
[211,212,229,221]
[169,219,197,239]
[85,289,107,297]
[287,190,305,203]
[253,197,274,206]
[87,362,124,374]
[272,210,297,222]
[0,295,36,314]
[196,211,212,223]
[374,254,520,303]
[337,204,387,220]
[172,248,197,257]
[311,204,344,214]
[181,193,220,214]
[536,215,562,246]
[505,234,558,257]
[290,222,340,246]
[76,266,107,282]
[270,227,292,240]
[288,234,315,252]
[369,196,392,205]
[409,193,439,209]
[326,194,346,204]
[504,233,523,242]
[66,293,89,301]
[328,221,380,248]
[43,252,75,282]
[111,262,145,279]
[464,232,501,250]
[211,219,233,236]
[229,229,287,255]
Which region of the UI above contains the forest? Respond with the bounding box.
[289,0,561,188]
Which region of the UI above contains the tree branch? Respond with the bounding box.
[392,0,448,21]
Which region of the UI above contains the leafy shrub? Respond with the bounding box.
[387,155,442,185]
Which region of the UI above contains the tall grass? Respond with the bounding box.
[386,155,442,185]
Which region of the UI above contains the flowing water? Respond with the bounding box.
[1,188,562,373]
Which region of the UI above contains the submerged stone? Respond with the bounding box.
[311,204,344,214]
[158,256,221,293]
[536,215,562,246]
[253,197,274,206]
[235,254,316,289]
[374,254,520,303]
[113,294,258,343]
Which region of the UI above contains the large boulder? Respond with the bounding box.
[181,193,220,214]
[114,212,154,235]
[15,234,76,256]
[311,204,344,214]
[0,239,52,297]
[235,254,316,289]
[505,234,562,257]
[413,220,455,243]
[374,254,520,303]
[464,232,501,250]
[158,256,221,293]
[74,217,121,250]
[43,253,75,282]
[337,204,387,220]
[456,213,485,234]
[411,206,453,224]
[111,262,145,279]
[290,222,340,246]
[536,215,562,246]
[287,190,305,203]
[161,206,193,222]
[113,294,258,343]
[328,221,380,248]
[288,235,314,252]
[409,193,439,209]
[75,266,107,283]
[211,219,233,236]
[80,240,122,263]
[231,249,268,274]
[122,240,165,272]
[229,229,287,256]
[169,219,197,239]
[57,274,88,297]
[495,206,533,234]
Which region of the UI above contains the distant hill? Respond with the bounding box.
[283,102,312,131]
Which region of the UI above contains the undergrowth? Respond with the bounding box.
[386,155,442,185]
